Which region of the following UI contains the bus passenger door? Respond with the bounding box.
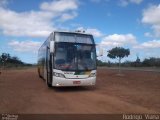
[46,47,52,87]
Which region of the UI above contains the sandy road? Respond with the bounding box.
[0,68,159,114]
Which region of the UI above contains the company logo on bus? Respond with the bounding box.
[64,72,74,75]
[74,71,91,75]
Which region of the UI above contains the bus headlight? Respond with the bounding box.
[89,73,96,77]
[53,72,65,78]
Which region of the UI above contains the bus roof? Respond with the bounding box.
[52,30,93,36]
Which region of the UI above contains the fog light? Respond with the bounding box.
[56,83,60,86]
[53,72,65,78]
[89,73,96,77]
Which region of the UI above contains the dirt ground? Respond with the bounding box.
[0,67,159,114]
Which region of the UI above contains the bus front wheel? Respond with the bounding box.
[47,72,52,88]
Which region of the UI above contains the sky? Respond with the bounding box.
[0,0,160,63]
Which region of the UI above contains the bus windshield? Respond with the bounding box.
[54,42,96,71]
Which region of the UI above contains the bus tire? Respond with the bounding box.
[38,67,42,78]
[47,81,52,88]
[47,73,52,88]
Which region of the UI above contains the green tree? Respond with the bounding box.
[134,54,141,67]
[0,53,10,62]
[107,47,130,74]
[0,53,10,68]
[142,57,160,67]
[0,53,24,68]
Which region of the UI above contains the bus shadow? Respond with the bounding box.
[52,86,96,92]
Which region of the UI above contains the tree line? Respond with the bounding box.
[97,47,160,67]
[0,53,32,68]
[97,57,160,67]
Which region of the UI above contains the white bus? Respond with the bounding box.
[38,31,97,87]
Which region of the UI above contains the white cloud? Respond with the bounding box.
[90,0,101,3]
[0,0,79,38]
[90,0,108,3]
[8,40,42,52]
[144,32,153,37]
[0,9,54,37]
[0,0,8,7]
[86,29,103,37]
[60,12,77,21]
[130,0,143,4]
[119,0,143,6]
[142,4,160,37]
[101,34,137,47]
[134,40,160,49]
[77,27,104,37]
[90,0,110,3]
[119,0,128,6]
[142,4,160,25]
[40,0,78,12]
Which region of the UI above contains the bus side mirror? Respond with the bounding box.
[50,41,55,53]
[97,48,103,57]
[96,45,103,57]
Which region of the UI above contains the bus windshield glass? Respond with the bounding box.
[54,42,96,71]
[55,32,94,44]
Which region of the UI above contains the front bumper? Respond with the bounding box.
[52,76,96,87]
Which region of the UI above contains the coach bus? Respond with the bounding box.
[37,31,97,87]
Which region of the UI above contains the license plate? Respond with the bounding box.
[73,81,81,84]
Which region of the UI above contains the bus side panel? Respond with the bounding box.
[38,37,50,81]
